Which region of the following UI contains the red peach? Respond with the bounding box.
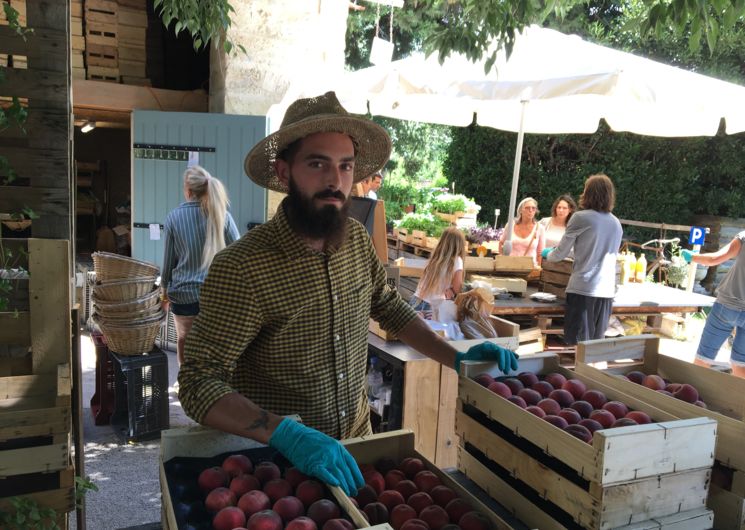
[506,395,527,408]
[385,469,407,489]
[626,370,646,384]
[213,506,247,530]
[602,401,629,419]
[322,519,354,530]
[625,410,652,424]
[364,470,386,495]
[401,457,426,479]
[231,474,261,497]
[665,383,682,394]
[247,509,283,530]
[393,480,418,500]
[611,417,638,428]
[458,511,490,530]
[473,373,495,387]
[285,467,311,489]
[673,383,699,403]
[206,487,237,512]
[537,398,561,416]
[581,390,607,410]
[391,504,418,530]
[378,489,406,511]
[414,470,442,493]
[408,492,434,514]
[254,462,281,485]
[273,496,305,523]
[578,418,604,433]
[589,409,616,428]
[400,519,431,530]
[307,500,341,527]
[643,374,666,391]
[531,381,554,398]
[548,389,574,408]
[354,484,379,509]
[562,379,587,400]
[517,372,539,388]
[419,505,450,530]
[445,499,473,525]
[286,517,318,530]
[430,486,458,508]
[364,502,389,525]
[376,458,398,475]
[198,466,229,492]
[359,463,377,474]
[570,400,594,418]
[238,490,272,517]
[486,381,512,398]
[223,454,254,477]
[543,415,569,429]
[558,408,582,425]
[502,378,524,395]
[296,480,325,508]
[525,405,546,418]
[564,424,593,444]
[544,372,567,390]
[263,478,293,503]
[517,388,542,406]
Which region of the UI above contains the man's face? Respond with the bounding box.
[371,175,382,191]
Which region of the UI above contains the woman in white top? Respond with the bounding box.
[540,194,577,248]
[500,197,546,266]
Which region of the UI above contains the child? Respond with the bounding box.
[410,227,467,321]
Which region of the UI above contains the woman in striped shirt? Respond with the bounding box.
[161,165,240,365]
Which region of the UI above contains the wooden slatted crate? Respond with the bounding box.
[456,352,716,530]
[85,43,118,68]
[575,335,745,529]
[540,258,573,298]
[84,0,118,25]
[493,255,534,273]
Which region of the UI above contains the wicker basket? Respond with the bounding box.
[93,303,163,322]
[92,289,160,313]
[93,313,165,356]
[92,252,159,281]
[93,276,157,302]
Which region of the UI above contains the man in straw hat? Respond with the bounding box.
[178,92,518,495]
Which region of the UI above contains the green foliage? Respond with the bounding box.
[2,2,33,40]
[153,0,245,55]
[396,212,450,237]
[0,496,59,530]
[75,476,98,508]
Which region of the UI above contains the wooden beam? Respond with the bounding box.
[73,79,208,113]
[0,186,70,217]
[620,218,709,234]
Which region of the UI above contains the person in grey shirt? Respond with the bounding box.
[682,232,745,378]
[542,174,623,345]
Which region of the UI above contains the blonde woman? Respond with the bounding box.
[410,227,467,319]
[540,194,577,248]
[161,165,240,365]
[500,197,546,266]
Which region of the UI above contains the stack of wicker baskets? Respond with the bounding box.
[91,252,164,355]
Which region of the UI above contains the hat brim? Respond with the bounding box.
[244,114,391,193]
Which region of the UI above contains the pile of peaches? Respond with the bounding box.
[618,370,707,407]
[353,456,490,530]
[189,454,354,530]
[473,371,659,444]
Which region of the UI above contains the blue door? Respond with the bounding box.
[131,110,267,267]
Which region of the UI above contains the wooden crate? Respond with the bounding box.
[488,316,544,355]
[468,273,527,294]
[118,43,146,61]
[493,255,534,273]
[85,43,118,68]
[457,352,715,529]
[85,21,118,47]
[393,257,425,278]
[87,65,119,82]
[118,6,147,27]
[121,75,151,86]
[464,256,494,272]
[540,258,572,297]
[70,16,82,36]
[117,23,146,46]
[0,465,75,527]
[84,0,118,24]
[119,58,145,77]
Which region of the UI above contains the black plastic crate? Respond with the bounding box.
[109,347,169,441]
[90,331,116,425]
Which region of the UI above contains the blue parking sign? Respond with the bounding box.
[689,226,706,246]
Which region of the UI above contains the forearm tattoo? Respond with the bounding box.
[245,409,269,432]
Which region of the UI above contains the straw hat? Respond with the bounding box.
[244,91,392,193]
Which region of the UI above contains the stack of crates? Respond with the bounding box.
[71,1,85,79]
[84,0,120,82]
[117,0,148,85]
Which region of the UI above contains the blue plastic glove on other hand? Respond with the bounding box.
[681,249,696,264]
[541,247,554,259]
[454,342,519,375]
[269,418,364,496]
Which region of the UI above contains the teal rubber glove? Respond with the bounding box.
[541,247,554,259]
[681,249,696,264]
[269,418,364,496]
[454,342,519,375]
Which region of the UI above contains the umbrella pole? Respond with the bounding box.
[502,100,528,256]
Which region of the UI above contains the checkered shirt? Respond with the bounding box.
[178,199,417,439]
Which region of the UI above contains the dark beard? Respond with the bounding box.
[285,177,349,249]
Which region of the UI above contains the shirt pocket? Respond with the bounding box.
[338,279,373,324]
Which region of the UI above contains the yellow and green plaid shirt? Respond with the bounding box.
[178,199,417,439]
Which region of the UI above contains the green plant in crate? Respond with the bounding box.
[0,496,60,530]
[75,475,98,508]
[395,212,451,237]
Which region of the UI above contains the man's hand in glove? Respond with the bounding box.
[541,247,554,259]
[269,418,364,496]
[454,342,519,375]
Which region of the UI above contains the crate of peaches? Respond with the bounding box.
[455,352,716,530]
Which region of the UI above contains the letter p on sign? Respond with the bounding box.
[689,226,706,246]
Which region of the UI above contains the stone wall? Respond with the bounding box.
[210,0,349,218]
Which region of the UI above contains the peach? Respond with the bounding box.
[359,463,377,474]
[419,505,450,530]
[223,454,254,477]
[531,381,554,398]
[376,458,398,475]
[564,424,592,443]
[213,506,247,530]
[400,519,431,530]
[364,470,386,494]
[445,499,473,525]
[487,381,512,398]
[430,486,458,508]
[673,383,699,403]
[543,415,569,429]
[558,408,582,425]
[394,480,418,500]
[502,378,524,395]
[322,519,354,530]
[578,418,604,433]
[385,469,407,489]
[363,502,389,525]
[506,396,527,408]
[570,400,594,418]
[611,417,638,428]
[391,504,418,530]
[274,496,305,523]
[562,379,587,400]
[307,500,341,527]
[544,372,567,390]
[231,474,261,497]
[643,374,666,391]
[264,478,293,503]
[296,480,325,508]
[238,490,272,517]
[602,401,629,419]
[581,390,607,410]
[665,383,682,394]
[408,492,434,514]
[626,370,646,384]
[354,484,379,508]
[247,509,283,530]
[206,487,237,512]
[517,388,542,406]
[589,409,615,428]
[286,517,318,530]
[458,512,490,530]
[525,405,546,418]
[378,489,406,511]
[517,372,539,388]
[625,410,652,424]
[285,467,311,489]
[401,457,426,479]
[254,462,281,485]
[547,389,574,408]
[536,398,561,416]
[414,471,442,493]
[473,373,494,387]
[198,466,229,492]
